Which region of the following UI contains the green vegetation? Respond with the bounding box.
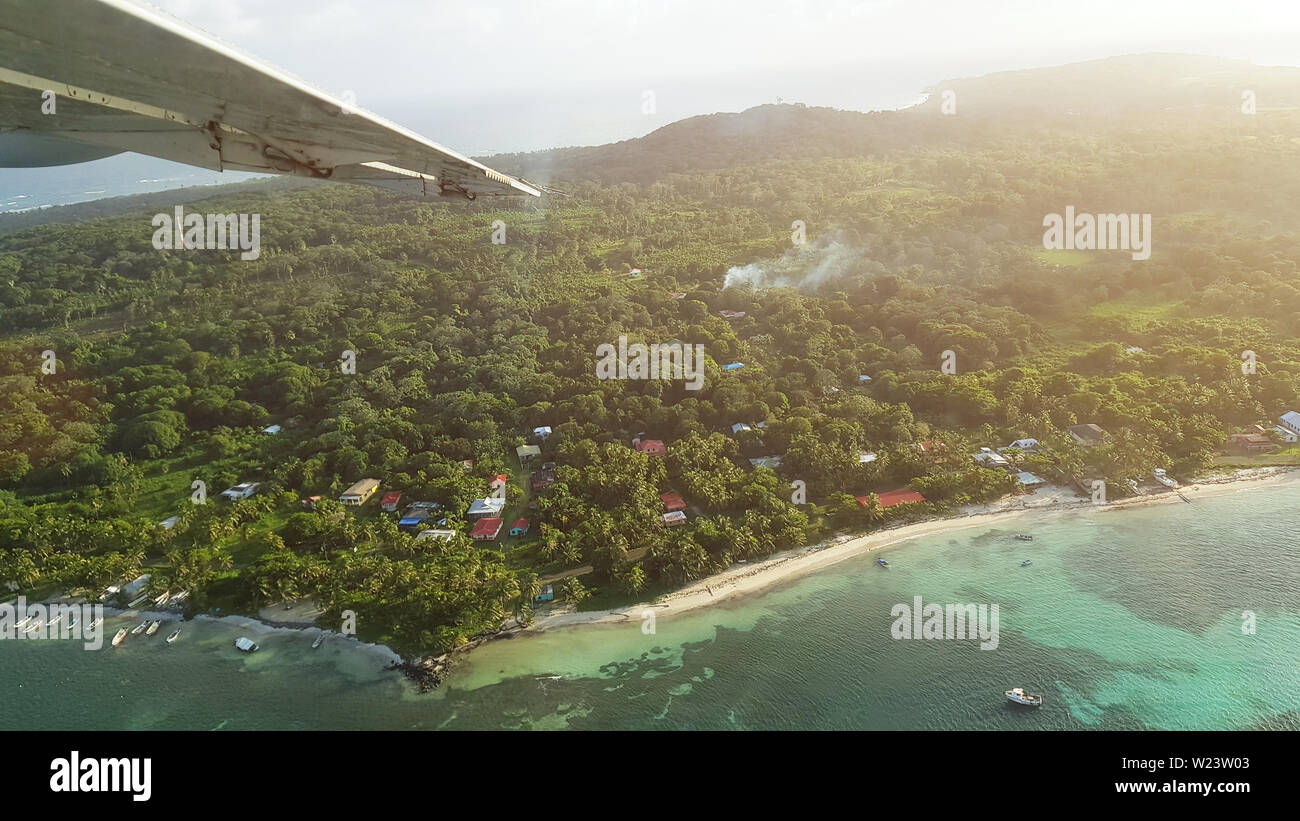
[3,59,1300,655]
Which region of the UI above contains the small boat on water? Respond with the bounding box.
[1015,534,1034,541]
[130,621,148,635]
[89,617,103,630]
[23,619,42,633]
[1005,687,1043,707]
[112,628,128,647]
[145,620,161,636]
[14,615,32,630]
[1020,560,1032,567]
[234,636,259,653]
[166,629,181,644]
[877,558,889,567]
[66,615,77,628]
[311,633,326,649]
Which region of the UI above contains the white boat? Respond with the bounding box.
[154,592,170,606]
[311,633,325,649]
[130,621,148,635]
[67,615,77,628]
[89,617,103,630]
[1005,687,1043,707]
[234,637,259,653]
[14,615,32,630]
[23,619,42,633]
[111,628,128,647]
[166,629,181,644]
[145,620,161,636]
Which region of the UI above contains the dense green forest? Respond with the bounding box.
[2,56,1298,655]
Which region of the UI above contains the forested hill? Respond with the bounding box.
[2,53,1299,656]
[489,53,1300,186]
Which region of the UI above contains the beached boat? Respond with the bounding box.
[153,592,170,606]
[877,558,889,567]
[166,629,181,644]
[127,594,150,608]
[1005,687,1043,707]
[111,628,128,647]
[1020,560,1032,567]
[234,636,259,653]
[311,633,325,649]
[1015,534,1034,541]
[130,621,148,635]
[169,590,190,606]
[145,620,161,636]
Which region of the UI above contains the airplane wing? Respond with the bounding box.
[0,0,540,199]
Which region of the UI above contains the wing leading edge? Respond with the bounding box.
[0,0,539,199]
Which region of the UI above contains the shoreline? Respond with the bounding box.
[516,466,1300,636]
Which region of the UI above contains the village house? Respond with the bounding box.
[719,309,746,319]
[1067,424,1108,447]
[398,508,431,530]
[858,374,872,384]
[856,489,928,508]
[470,517,504,541]
[466,497,506,518]
[517,444,542,464]
[749,455,783,469]
[534,584,555,603]
[1227,432,1275,454]
[1003,438,1040,453]
[731,422,752,434]
[532,426,552,440]
[261,424,281,435]
[859,450,878,464]
[415,529,456,543]
[488,474,509,491]
[509,518,530,537]
[722,362,745,371]
[661,510,688,526]
[661,492,687,512]
[973,447,1012,470]
[339,478,380,506]
[380,491,403,512]
[1016,471,1047,488]
[633,438,666,456]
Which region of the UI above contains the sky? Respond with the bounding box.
[5,0,1300,209]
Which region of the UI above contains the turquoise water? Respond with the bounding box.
[3,484,1298,730]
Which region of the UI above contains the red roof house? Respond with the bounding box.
[509,518,530,536]
[634,439,666,456]
[470,517,504,541]
[660,492,686,512]
[380,491,403,512]
[488,474,509,490]
[857,489,927,508]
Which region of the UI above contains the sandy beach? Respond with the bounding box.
[523,466,1300,634]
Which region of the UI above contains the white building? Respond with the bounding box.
[1279,411,1300,437]
[220,482,261,501]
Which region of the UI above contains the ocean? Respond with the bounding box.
[2,482,1297,731]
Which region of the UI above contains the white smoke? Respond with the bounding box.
[723,233,862,291]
